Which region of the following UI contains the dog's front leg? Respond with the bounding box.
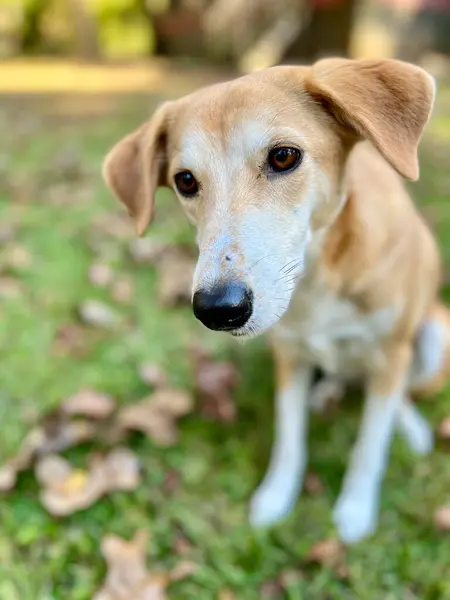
[249,343,312,528]
[333,343,412,544]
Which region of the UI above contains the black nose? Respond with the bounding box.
[192,283,253,331]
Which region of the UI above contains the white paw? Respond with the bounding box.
[333,493,378,544]
[249,478,300,528]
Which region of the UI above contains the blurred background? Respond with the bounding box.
[1,1,450,599]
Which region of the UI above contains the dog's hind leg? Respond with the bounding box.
[409,301,450,396]
[396,301,450,456]
[396,396,434,455]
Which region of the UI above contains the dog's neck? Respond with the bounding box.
[303,188,350,280]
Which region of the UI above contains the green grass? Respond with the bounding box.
[1,88,450,600]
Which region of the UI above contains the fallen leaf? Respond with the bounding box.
[162,470,181,495]
[304,471,324,495]
[260,579,283,599]
[37,447,141,516]
[438,417,450,439]
[192,347,239,422]
[112,278,134,303]
[0,276,23,298]
[218,590,237,600]
[52,323,91,357]
[434,505,450,530]
[306,538,344,567]
[156,247,196,307]
[89,263,113,287]
[49,146,83,181]
[117,388,193,447]
[0,410,96,492]
[93,212,134,240]
[94,530,194,600]
[305,538,348,579]
[169,561,197,581]
[0,224,15,244]
[129,238,167,264]
[62,388,116,419]
[78,299,119,329]
[138,363,168,388]
[172,528,192,555]
[3,244,32,270]
[279,569,304,588]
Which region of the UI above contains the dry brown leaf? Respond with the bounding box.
[0,224,15,245]
[79,299,119,329]
[305,538,348,579]
[163,470,181,495]
[438,417,450,439]
[117,388,193,447]
[112,278,134,303]
[218,590,237,600]
[0,276,23,298]
[62,388,116,419]
[94,530,195,600]
[37,447,141,516]
[169,561,197,582]
[89,263,113,288]
[434,505,450,530]
[156,248,196,307]
[260,579,283,599]
[279,569,304,588]
[173,529,192,555]
[0,412,96,492]
[129,238,167,264]
[306,538,344,567]
[304,471,325,495]
[3,244,32,270]
[138,363,168,388]
[52,323,90,357]
[192,347,239,422]
[93,212,134,240]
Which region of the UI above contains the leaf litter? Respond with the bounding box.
[93,530,196,600]
[191,346,239,422]
[129,240,196,307]
[36,447,140,517]
[0,361,205,514]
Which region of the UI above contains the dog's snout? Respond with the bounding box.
[192,283,253,331]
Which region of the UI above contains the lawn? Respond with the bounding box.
[1,72,450,600]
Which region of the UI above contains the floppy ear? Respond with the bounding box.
[305,58,435,180]
[102,102,172,236]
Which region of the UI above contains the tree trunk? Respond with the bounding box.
[21,0,50,52]
[67,0,100,60]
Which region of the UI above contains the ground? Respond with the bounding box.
[1,61,450,600]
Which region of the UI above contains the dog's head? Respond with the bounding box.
[103,58,434,338]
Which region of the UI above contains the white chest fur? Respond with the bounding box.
[272,280,399,378]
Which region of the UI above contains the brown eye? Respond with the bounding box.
[174,170,199,196]
[268,147,302,173]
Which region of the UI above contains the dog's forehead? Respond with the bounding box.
[170,69,313,165]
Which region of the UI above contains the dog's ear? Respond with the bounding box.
[102,102,172,236]
[306,58,435,180]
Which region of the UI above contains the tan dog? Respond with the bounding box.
[103,58,450,543]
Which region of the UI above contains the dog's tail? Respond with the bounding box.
[410,301,450,397]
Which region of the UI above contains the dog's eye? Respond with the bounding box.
[174,171,199,196]
[268,147,302,173]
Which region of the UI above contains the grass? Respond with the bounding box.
[1,80,450,600]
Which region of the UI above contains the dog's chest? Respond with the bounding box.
[273,283,398,377]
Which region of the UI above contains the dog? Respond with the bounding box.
[102,57,450,544]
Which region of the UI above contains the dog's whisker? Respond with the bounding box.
[249,253,284,272]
